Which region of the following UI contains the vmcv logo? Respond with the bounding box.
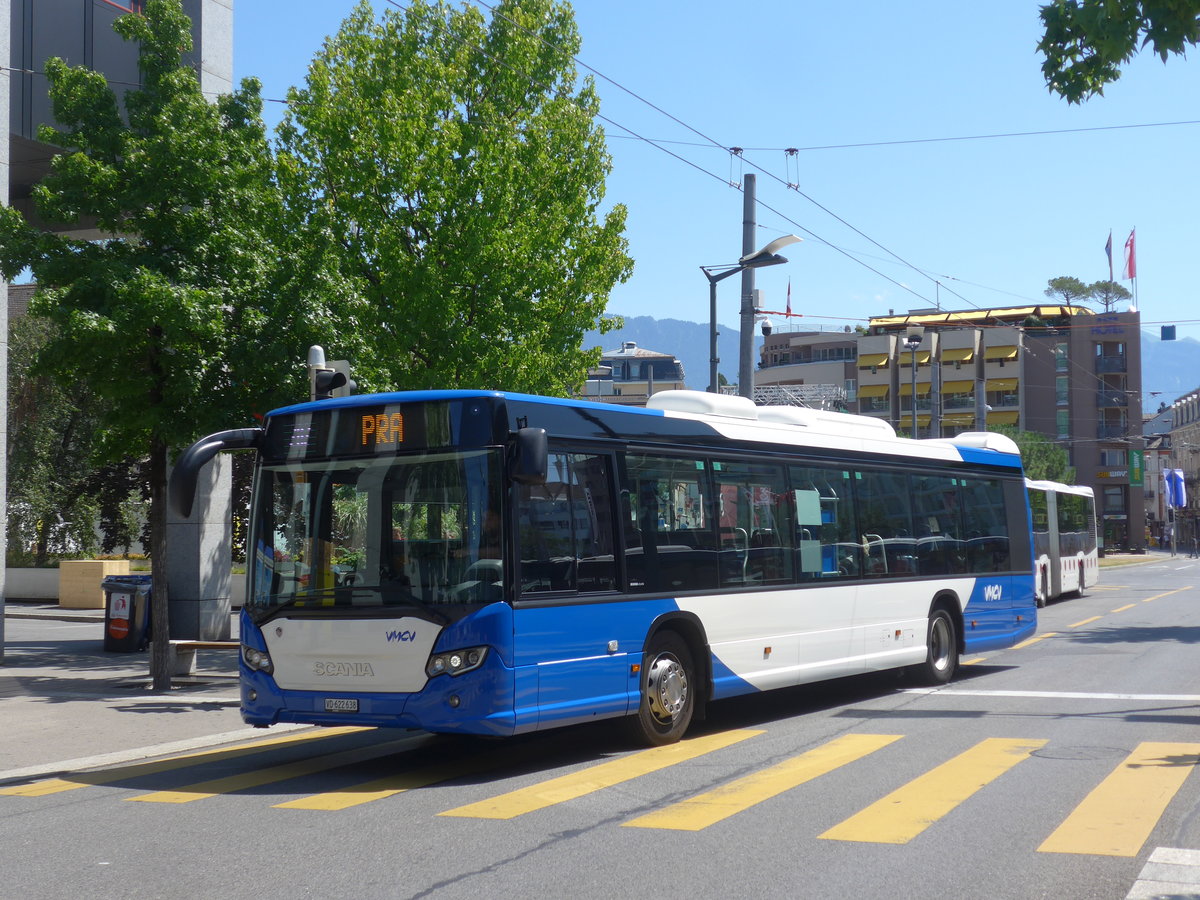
[386,629,418,643]
[983,583,1003,602]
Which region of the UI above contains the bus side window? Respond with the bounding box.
[519,451,618,595]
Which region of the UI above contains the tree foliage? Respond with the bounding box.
[1038,0,1200,102]
[1042,275,1133,313]
[277,0,632,395]
[991,424,1076,482]
[0,0,305,686]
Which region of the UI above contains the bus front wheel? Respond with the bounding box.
[911,607,958,686]
[628,631,695,746]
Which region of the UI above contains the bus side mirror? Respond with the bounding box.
[170,428,264,518]
[511,427,547,485]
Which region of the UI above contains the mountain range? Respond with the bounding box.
[584,316,1198,411]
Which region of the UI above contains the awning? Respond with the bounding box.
[899,382,931,397]
[984,345,1018,360]
[857,353,889,368]
[987,411,1019,425]
[941,348,975,362]
[986,377,1018,391]
[941,380,974,393]
[915,414,931,426]
[900,351,931,365]
[941,414,974,426]
[857,383,890,397]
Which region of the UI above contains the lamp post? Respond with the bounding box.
[905,327,923,437]
[701,234,801,394]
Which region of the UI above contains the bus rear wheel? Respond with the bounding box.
[628,631,695,746]
[911,607,958,686]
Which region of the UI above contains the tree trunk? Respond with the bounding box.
[148,436,172,691]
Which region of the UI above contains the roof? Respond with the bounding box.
[869,304,1095,329]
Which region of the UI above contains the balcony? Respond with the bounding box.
[1096,390,1129,407]
[1097,424,1130,439]
[1095,355,1127,374]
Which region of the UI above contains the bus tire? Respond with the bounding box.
[912,606,958,686]
[1036,569,1048,608]
[627,631,695,746]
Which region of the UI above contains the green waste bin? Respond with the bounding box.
[102,575,152,652]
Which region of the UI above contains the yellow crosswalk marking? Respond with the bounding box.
[820,738,1047,844]
[1038,742,1200,857]
[128,736,415,804]
[623,733,902,831]
[438,729,762,820]
[0,727,371,797]
[277,756,503,811]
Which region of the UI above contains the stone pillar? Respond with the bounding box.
[166,453,232,640]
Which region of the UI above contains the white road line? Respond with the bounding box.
[904,688,1200,702]
[1126,847,1200,899]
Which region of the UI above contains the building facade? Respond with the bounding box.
[758,304,1145,550]
[582,341,686,405]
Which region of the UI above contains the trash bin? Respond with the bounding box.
[103,574,152,652]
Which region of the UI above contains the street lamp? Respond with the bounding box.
[701,234,802,394]
[905,327,924,437]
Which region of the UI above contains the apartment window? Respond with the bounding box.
[1054,343,1068,372]
[1056,376,1069,405]
[1099,449,1127,466]
[1056,409,1070,439]
[1103,486,1125,515]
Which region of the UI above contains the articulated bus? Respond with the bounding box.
[172,389,1036,745]
[1026,478,1098,607]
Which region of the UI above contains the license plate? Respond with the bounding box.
[324,698,359,712]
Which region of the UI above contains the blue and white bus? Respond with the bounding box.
[1026,478,1098,606]
[172,389,1036,745]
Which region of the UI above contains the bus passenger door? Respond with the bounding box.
[512,450,632,731]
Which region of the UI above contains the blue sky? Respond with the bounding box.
[234,2,1200,341]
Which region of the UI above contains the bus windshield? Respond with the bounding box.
[248,448,505,622]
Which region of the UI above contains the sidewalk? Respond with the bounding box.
[0,601,280,783]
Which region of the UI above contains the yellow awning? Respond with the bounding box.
[857,383,889,397]
[987,411,1019,425]
[900,351,931,365]
[899,382,931,397]
[941,348,975,362]
[942,414,974,425]
[941,380,974,393]
[985,345,1018,360]
[915,414,931,426]
[986,377,1018,391]
[857,353,889,368]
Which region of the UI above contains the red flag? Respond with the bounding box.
[1123,228,1137,280]
[786,279,792,316]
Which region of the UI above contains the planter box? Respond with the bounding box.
[58,560,131,609]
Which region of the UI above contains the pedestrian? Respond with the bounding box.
[1191,535,1199,559]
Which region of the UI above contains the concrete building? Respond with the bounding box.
[582,341,686,405]
[1166,388,1200,551]
[758,304,1146,550]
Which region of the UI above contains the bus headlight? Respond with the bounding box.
[426,646,488,678]
[243,645,274,675]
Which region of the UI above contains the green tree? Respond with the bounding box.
[0,0,301,688]
[277,0,632,395]
[1044,275,1091,307]
[1088,279,1132,312]
[1038,0,1200,102]
[991,424,1076,482]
